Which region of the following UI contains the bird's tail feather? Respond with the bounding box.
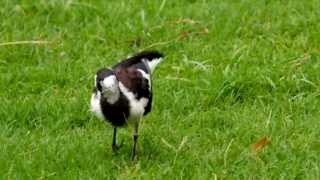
[134,51,164,72]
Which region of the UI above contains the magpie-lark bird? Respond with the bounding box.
[90,51,164,160]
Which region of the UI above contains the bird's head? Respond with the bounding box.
[100,75,119,97]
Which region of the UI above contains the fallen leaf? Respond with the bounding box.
[251,136,270,153]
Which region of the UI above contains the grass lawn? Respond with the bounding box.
[1,0,320,179]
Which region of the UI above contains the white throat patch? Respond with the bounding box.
[100,75,120,104]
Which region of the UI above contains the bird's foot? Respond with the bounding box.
[131,149,138,161]
[112,141,123,152]
[131,153,138,161]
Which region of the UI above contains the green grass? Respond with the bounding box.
[1,0,320,179]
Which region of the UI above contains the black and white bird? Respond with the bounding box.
[90,51,164,160]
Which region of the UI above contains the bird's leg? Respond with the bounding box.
[131,120,139,161]
[131,135,138,160]
[112,127,119,152]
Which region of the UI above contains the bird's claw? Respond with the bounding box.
[112,141,123,152]
[131,154,138,161]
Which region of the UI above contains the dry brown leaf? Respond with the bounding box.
[251,136,270,153]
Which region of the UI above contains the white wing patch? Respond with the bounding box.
[90,91,103,119]
[119,82,148,119]
[91,75,103,118]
